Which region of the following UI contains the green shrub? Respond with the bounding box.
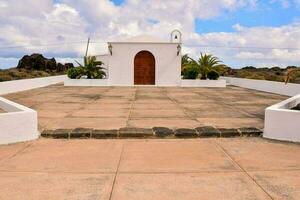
[182,65,199,79]
[0,74,13,82]
[207,70,220,80]
[67,67,83,79]
[31,70,49,77]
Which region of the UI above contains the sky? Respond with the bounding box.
[0,0,300,69]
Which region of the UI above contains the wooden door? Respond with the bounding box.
[134,51,155,85]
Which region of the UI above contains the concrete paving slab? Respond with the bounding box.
[196,117,264,128]
[37,110,71,118]
[46,117,127,130]
[234,105,266,117]
[128,118,201,128]
[130,109,187,118]
[95,99,132,104]
[0,138,299,199]
[216,138,300,171]
[2,85,287,130]
[0,172,114,200]
[119,139,239,173]
[83,103,131,110]
[0,139,123,173]
[70,109,130,118]
[191,109,252,118]
[132,103,178,110]
[38,117,56,131]
[0,142,31,162]
[111,173,271,200]
[36,102,83,110]
[134,99,173,104]
[249,170,300,200]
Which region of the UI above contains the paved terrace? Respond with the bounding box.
[0,138,299,199]
[1,85,299,199]
[3,84,286,132]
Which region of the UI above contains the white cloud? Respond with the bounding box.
[294,0,300,7]
[271,0,290,8]
[185,22,300,67]
[0,0,300,68]
[270,0,300,8]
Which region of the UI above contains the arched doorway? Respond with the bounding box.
[134,51,155,85]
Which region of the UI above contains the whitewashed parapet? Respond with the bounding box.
[181,80,226,87]
[0,75,67,95]
[264,94,300,142]
[0,97,39,144]
[64,78,108,86]
[222,77,300,96]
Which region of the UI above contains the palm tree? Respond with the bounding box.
[181,54,192,75]
[75,56,106,79]
[191,53,226,79]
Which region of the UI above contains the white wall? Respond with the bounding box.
[0,97,39,144]
[0,75,67,95]
[264,95,300,142]
[222,77,300,96]
[107,43,181,86]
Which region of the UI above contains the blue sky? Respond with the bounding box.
[196,1,300,33]
[0,0,300,69]
[110,0,300,33]
[111,0,124,6]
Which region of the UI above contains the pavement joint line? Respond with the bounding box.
[116,170,243,174]
[126,88,137,127]
[64,87,112,118]
[200,92,258,119]
[214,139,274,200]
[0,143,32,165]
[43,118,60,131]
[161,87,197,121]
[0,170,116,174]
[241,168,300,172]
[128,117,188,119]
[2,168,299,174]
[109,142,125,200]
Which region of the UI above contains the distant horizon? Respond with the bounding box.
[1,53,299,71]
[1,0,300,69]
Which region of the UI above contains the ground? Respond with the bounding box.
[0,138,299,199]
[3,84,286,131]
[1,85,298,199]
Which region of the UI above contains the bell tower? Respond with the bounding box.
[170,29,182,43]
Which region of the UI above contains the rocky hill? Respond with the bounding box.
[0,54,74,82]
[17,54,73,72]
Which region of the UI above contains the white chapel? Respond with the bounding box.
[96,30,182,86]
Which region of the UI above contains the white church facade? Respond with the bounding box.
[96,30,182,86]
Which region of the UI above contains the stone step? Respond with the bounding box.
[41,126,263,139]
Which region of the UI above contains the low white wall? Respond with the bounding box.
[222,77,300,96]
[64,78,108,86]
[264,95,300,142]
[0,75,67,95]
[181,80,226,87]
[0,97,39,145]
